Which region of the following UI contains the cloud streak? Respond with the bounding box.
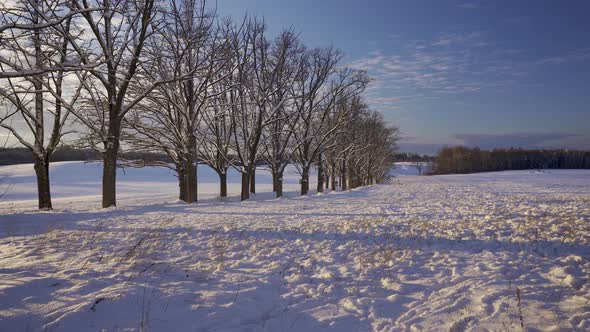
[537,48,590,65]
[457,3,478,9]
[348,29,531,112]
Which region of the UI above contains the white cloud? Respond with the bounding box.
[537,48,590,65]
[432,31,483,47]
[457,3,478,9]
[346,29,536,112]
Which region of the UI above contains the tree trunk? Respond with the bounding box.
[316,164,324,193]
[102,141,119,208]
[272,169,278,192]
[219,172,227,198]
[186,160,197,203]
[276,170,284,198]
[316,156,324,193]
[330,162,336,191]
[249,166,256,194]
[341,159,347,190]
[33,157,52,210]
[177,163,187,202]
[301,166,310,195]
[348,167,354,189]
[241,169,250,201]
[32,17,50,210]
[331,174,336,191]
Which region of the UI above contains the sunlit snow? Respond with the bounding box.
[1,162,589,331]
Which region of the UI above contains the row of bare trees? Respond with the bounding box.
[0,0,399,210]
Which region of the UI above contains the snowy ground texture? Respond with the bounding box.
[1,162,589,331]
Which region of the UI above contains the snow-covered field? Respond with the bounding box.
[390,162,432,176]
[0,161,318,210]
[1,162,589,331]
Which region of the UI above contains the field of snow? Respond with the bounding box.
[1,162,589,331]
[390,162,432,176]
[0,161,317,210]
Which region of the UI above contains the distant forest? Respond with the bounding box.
[433,146,590,174]
[393,152,434,162]
[1,147,434,167]
[3,147,589,176]
[0,147,169,166]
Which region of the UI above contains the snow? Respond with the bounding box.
[0,161,317,209]
[390,162,432,176]
[1,162,589,331]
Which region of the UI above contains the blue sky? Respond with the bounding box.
[215,0,590,154]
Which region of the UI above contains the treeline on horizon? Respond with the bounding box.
[0,147,168,166]
[393,152,434,162]
[432,146,590,174]
[1,147,435,167]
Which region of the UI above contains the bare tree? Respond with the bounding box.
[198,36,236,199]
[0,0,99,37]
[198,100,234,198]
[328,102,399,189]
[323,95,366,191]
[66,0,177,208]
[350,111,399,187]
[125,0,225,203]
[0,0,82,210]
[0,0,102,79]
[0,128,13,201]
[260,30,303,198]
[227,19,298,200]
[291,47,369,195]
[224,19,256,201]
[414,160,426,175]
